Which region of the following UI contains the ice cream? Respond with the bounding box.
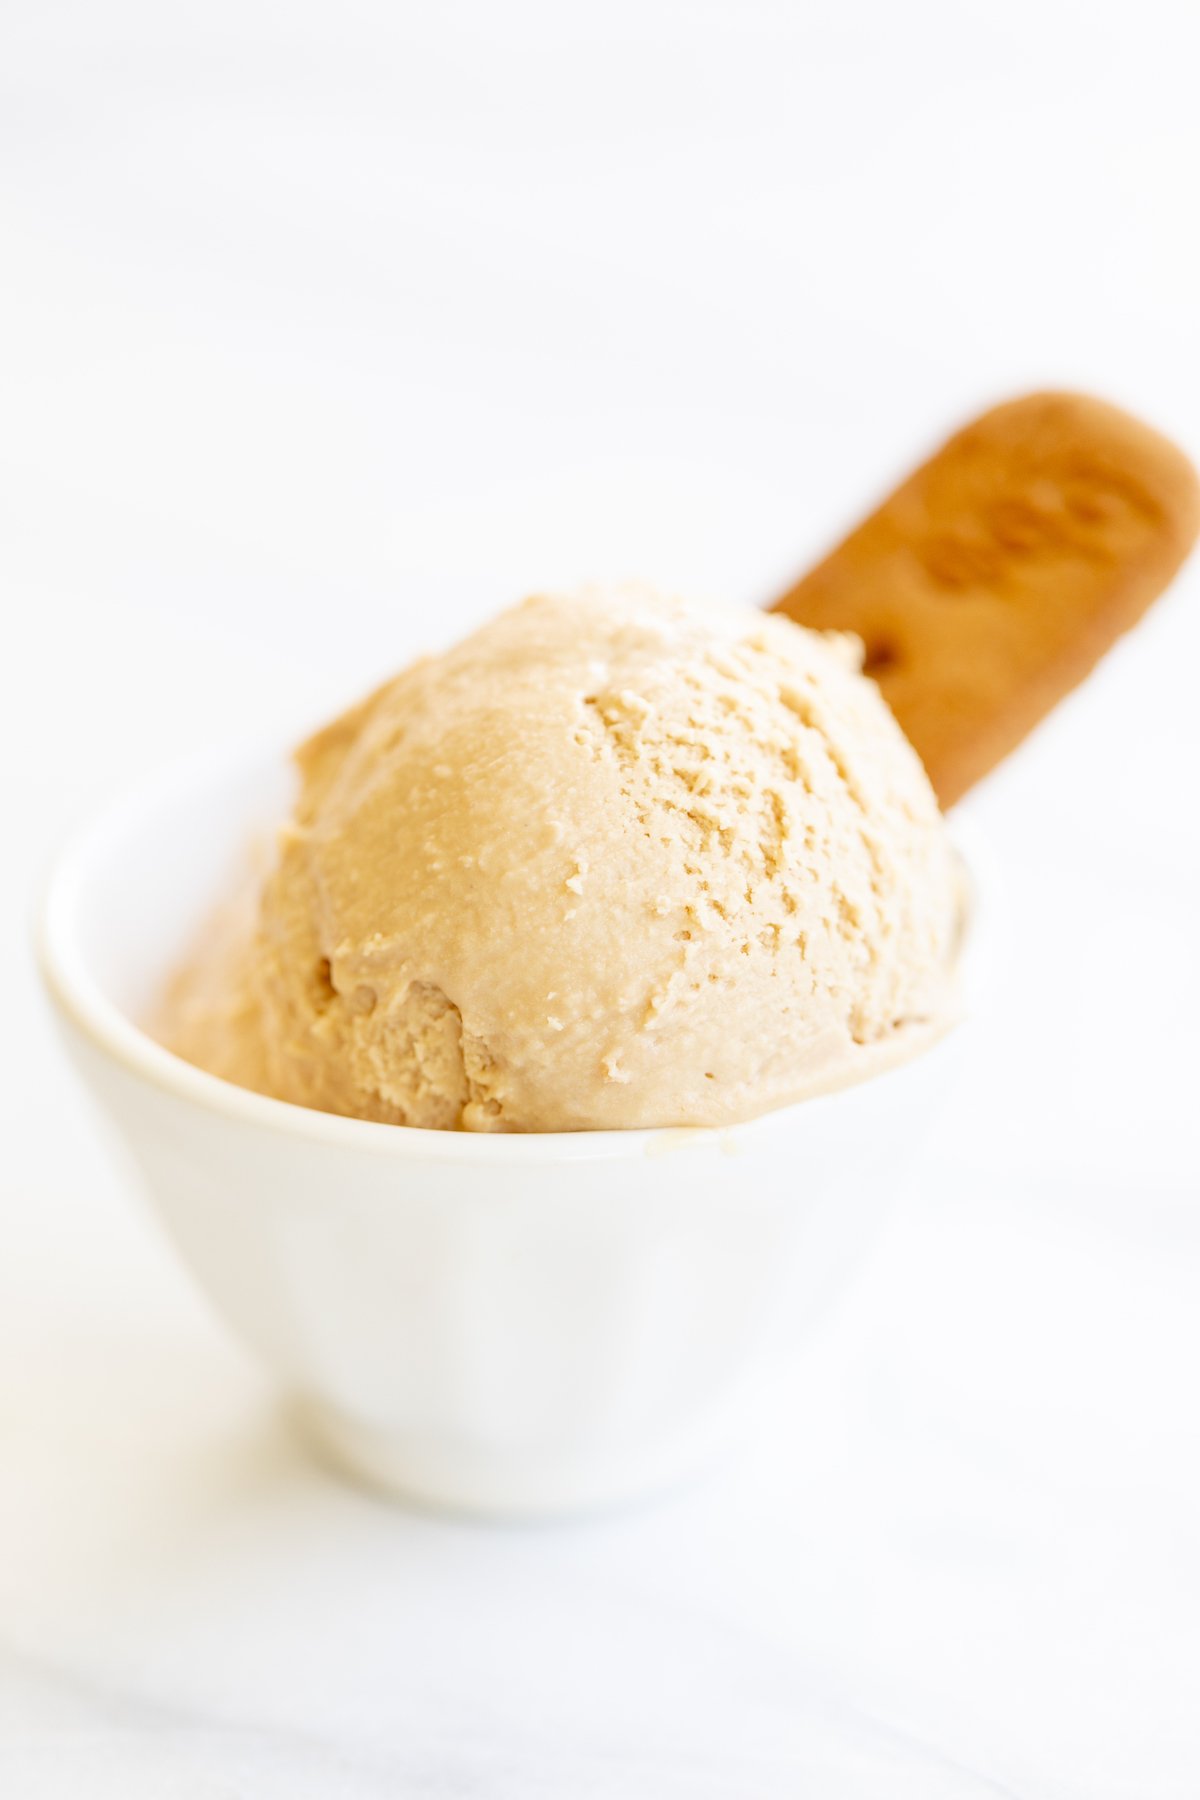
[160,586,965,1131]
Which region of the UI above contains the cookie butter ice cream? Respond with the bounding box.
[161,587,964,1131]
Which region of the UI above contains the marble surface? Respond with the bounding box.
[4,3,1200,1793]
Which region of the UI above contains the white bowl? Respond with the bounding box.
[37,748,980,1519]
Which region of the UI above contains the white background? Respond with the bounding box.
[3,3,1199,1795]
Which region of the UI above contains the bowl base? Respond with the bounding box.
[289,1392,748,1522]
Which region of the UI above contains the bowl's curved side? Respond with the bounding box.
[53,998,955,1516]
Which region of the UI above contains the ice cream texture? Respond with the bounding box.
[161,587,965,1131]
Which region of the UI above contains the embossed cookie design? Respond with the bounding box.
[775,392,1200,805]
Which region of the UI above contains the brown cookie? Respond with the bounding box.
[773,392,1200,805]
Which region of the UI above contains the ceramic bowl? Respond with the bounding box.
[37,748,981,1517]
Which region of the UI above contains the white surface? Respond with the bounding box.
[2,1,1199,1793]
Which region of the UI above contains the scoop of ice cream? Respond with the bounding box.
[163,586,964,1130]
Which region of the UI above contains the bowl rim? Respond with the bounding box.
[35,740,981,1166]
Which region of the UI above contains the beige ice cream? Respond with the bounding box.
[161,586,964,1131]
